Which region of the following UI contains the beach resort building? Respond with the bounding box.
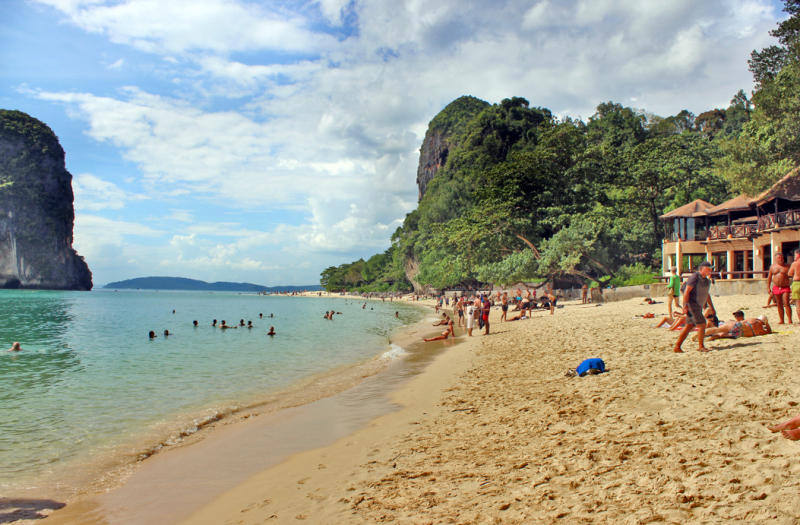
[661,169,800,281]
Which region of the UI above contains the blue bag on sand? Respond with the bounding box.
[576,358,605,377]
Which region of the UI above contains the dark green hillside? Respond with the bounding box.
[104,276,321,292]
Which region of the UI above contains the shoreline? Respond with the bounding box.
[31,297,449,524]
[49,293,800,524]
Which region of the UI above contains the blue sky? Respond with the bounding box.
[1,0,785,286]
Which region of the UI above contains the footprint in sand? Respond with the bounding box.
[318,463,328,469]
[297,477,311,484]
[240,499,272,512]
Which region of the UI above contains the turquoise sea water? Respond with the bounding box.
[0,290,426,497]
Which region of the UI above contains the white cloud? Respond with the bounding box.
[72,173,129,210]
[35,0,335,55]
[26,0,786,284]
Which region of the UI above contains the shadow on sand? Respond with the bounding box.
[0,498,66,523]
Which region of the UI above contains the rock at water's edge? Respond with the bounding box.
[0,110,92,290]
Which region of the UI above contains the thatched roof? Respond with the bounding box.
[706,195,756,216]
[659,199,715,219]
[756,167,800,205]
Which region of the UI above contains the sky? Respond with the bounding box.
[0,0,786,286]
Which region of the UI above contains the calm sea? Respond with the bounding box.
[0,289,427,498]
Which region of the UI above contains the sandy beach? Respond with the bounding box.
[38,293,800,524]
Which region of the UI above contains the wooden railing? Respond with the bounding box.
[758,209,800,230]
[708,224,758,240]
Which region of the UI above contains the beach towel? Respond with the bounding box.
[576,358,605,377]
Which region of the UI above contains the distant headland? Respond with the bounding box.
[102,276,322,292]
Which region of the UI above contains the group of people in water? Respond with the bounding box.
[148,312,276,338]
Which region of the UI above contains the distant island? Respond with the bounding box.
[103,276,322,293]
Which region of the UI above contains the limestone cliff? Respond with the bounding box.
[415,96,489,202]
[0,110,92,290]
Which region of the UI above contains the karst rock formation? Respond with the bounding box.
[0,110,92,290]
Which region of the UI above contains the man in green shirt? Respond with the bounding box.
[667,266,681,320]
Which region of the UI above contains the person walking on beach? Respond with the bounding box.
[666,266,681,320]
[482,296,491,335]
[789,248,800,323]
[673,261,716,353]
[768,253,793,324]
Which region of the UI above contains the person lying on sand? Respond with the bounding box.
[642,298,657,305]
[433,314,449,326]
[706,314,772,340]
[654,312,686,329]
[768,414,800,440]
[424,319,454,342]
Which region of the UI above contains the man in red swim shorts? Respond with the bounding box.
[768,252,793,324]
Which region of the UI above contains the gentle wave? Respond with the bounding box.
[380,343,407,361]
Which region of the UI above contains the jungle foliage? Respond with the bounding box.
[322,1,800,292]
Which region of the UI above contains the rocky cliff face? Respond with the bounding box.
[415,128,450,202]
[0,110,92,290]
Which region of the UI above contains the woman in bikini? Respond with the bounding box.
[707,313,772,340]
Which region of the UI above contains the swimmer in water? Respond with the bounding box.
[149,331,156,338]
[220,320,236,329]
[270,314,273,318]
[164,330,170,336]
[173,310,175,314]
[8,342,22,351]
[247,321,253,329]
[239,319,245,327]
[267,327,275,336]
[212,319,217,327]
[193,320,198,326]
[259,313,263,318]
[395,311,399,318]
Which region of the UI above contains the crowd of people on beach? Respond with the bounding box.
[661,248,800,354]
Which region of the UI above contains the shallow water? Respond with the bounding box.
[0,290,426,498]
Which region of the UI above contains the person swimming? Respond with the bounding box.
[247,321,253,328]
[212,319,217,327]
[270,313,273,318]
[164,330,170,336]
[267,327,275,336]
[395,311,399,317]
[220,320,236,329]
[239,319,245,326]
[193,320,198,326]
[259,313,263,318]
[149,331,156,338]
[8,342,22,352]
[173,310,176,314]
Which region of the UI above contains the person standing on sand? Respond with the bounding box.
[666,266,681,320]
[466,300,475,337]
[768,253,793,324]
[500,292,508,322]
[673,261,716,353]
[789,248,800,323]
[581,284,588,304]
[481,296,491,335]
